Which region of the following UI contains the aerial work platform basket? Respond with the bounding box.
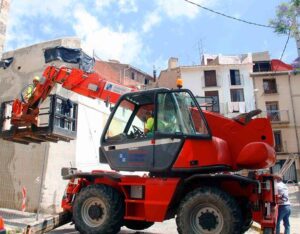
[0,95,78,144]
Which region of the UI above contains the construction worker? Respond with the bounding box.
[23,76,40,102]
[275,174,291,234]
[144,111,154,135]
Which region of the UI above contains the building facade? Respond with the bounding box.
[157,53,269,117]
[105,60,154,88]
[251,62,300,182]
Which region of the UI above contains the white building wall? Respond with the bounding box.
[181,68,202,96]
[75,96,111,172]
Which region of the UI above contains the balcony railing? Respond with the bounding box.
[263,88,278,94]
[261,110,290,123]
[274,140,288,153]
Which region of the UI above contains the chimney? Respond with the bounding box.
[0,0,10,58]
[168,57,178,70]
[153,65,156,82]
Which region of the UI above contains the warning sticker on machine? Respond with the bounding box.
[104,82,132,95]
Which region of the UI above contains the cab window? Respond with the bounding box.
[128,105,154,136]
[157,91,209,136]
[105,100,134,141]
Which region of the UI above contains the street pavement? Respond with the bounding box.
[50,184,300,234]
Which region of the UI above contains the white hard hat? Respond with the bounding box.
[33,76,40,82]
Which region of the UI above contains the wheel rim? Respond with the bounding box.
[81,197,107,227]
[190,204,224,234]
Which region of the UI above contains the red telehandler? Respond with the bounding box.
[2,65,279,234]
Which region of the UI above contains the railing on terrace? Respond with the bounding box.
[261,110,290,123]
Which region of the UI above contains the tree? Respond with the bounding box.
[270,0,300,56]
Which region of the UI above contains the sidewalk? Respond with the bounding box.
[0,208,71,233]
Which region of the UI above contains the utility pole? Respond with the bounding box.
[197,39,204,64]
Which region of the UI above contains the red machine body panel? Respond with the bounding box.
[173,137,232,169]
[203,110,275,170]
[62,172,180,222]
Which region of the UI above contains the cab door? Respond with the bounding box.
[152,90,210,172]
[152,91,184,171]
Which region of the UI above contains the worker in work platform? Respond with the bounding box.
[23,76,40,102]
[144,111,154,135]
[276,174,291,234]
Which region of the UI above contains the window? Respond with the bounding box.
[263,79,277,94]
[157,92,209,136]
[204,70,217,87]
[253,61,271,72]
[105,100,135,140]
[274,131,283,152]
[230,89,244,102]
[266,101,280,121]
[230,70,241,85]
[204,91,220,113]
[144,79,149,85]
[131,72,135,80]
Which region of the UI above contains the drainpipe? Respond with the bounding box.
[288,72,300,153]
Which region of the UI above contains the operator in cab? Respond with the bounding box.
[144,111,154,135]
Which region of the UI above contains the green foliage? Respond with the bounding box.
[269,0,300,36]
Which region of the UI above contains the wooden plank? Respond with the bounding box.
[21,136,44,144]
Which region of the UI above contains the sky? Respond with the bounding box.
[4,0,298,74]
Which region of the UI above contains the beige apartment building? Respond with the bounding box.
[251,61,300,182]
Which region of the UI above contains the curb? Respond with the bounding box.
[2,211,71,234]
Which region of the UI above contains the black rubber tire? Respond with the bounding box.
[240,201,253,233]
[241,212,253,233]
[176,187,242,234]
[73,184,124,234]
[124,220,154,230]
[262,227,274,234]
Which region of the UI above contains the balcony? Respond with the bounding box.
[274,140,288,153]
[263,88,278,95]
[261,110,290,124]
